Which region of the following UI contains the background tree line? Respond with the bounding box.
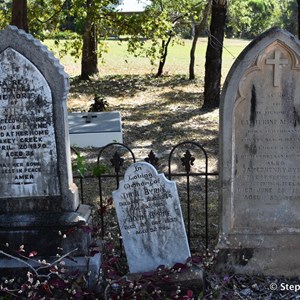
[5,0,299,109]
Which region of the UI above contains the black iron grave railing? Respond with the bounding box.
[71,141,218,252]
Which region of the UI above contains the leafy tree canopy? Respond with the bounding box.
[227,0,291,38]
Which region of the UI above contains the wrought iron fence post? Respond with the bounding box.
[169,141,209,251]
[97,143,136,242]
[181,150,195,246]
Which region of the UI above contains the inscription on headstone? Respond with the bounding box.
[0,48,59,197]
[219,28,300,275]
[112,162,190,274]
[0,26,92,258]
[0,25,79,213]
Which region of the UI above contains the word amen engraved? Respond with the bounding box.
[112,162,190,273]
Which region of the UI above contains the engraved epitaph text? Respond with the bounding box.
[112,162,190,273]
[219,27,300,276]
[233,44,300,232]
[0,48,59,198]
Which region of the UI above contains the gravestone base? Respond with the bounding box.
[216,234,300,276]
[0,204,92,256]
[128,266,204,295]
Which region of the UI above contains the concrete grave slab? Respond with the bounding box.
[68,112,122,147]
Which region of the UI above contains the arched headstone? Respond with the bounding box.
[218,27,300,275]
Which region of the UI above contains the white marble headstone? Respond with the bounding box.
[112,162,191,273]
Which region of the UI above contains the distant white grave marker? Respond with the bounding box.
[112,162,190,273]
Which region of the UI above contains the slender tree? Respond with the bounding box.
[126,0,197,77]
[189,0,211,80]
[80,0,98,80]
[203,0,227,109]
[11,0,28,32]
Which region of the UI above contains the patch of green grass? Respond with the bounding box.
[43,38,250,79]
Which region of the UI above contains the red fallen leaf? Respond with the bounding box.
[108,257,119,264]
[105,242,114,251]
[98,206,107,214]
[29,251,38,257]
[47,278,64,288]
[191,255,203,264]
[90,249,100,257]
[107,197,113,206]
[40,283,52,295]
[66,227,76,236]
[172,262,187,271]
[21,283,29,291]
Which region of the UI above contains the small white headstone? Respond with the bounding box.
[112,162,191,273]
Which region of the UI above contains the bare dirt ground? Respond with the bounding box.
[68,74,219,166]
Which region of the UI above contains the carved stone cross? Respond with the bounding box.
[265,50,288,87]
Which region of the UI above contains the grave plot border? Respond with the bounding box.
[71,141,218,252]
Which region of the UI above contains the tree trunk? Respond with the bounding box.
[80,0,99,80]
[11,0,28,32]
[189,0,211,80]
[156,36,172,77]
[203,0,227,109]
[189,25,199,80]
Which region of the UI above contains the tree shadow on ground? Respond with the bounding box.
[69,74,203,99]
[69,73,219,172]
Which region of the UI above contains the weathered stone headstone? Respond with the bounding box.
[0,26,91,256]
[112,162,191,273]
[218,27,300,275]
